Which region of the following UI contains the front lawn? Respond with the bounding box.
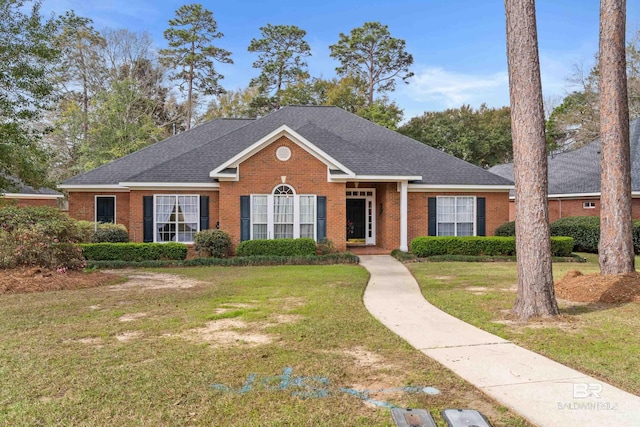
[408,255,640,396]
[0,265,528,426]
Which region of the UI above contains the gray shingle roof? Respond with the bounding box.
[489,118,640,195]
[63,106,513,187]
[1,175,62,196]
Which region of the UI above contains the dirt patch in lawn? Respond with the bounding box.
[0,267,120,295]
[108,270,204,291]
[555,270,640,303]
[172,319,273,347]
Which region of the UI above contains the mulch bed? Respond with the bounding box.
[555,270,640,304]
[0,267,121,295]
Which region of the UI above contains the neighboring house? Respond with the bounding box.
[1,176,63,208]
[489,119,640,223]
[59,106,513,251]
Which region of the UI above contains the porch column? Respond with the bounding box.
[400,180,408,252]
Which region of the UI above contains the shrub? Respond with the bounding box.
[80,242,188,261]
[550,237,575,257]
[236,238,317,257]
[0,206,85,270]
[410,236,574,257]
[550,216,600,253]
[193,229,232,258]
[494,221,516,237]
[75,220,97,243]
[316,238,337,255]
[92,223,129,243]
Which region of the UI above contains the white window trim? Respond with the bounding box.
[152,194,200,244]
[583,201,596,209]
[436,196,477,237]
[250,185,317,241]
[94,195,116,227]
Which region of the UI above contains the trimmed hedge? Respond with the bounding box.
[235,238,317,257]
[494,221,516,237]
[80,242,188,261]
[550,216,600,253]
[86,253,359,269]
[410,236,574,257]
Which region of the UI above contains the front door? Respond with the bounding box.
[346,199,366,242]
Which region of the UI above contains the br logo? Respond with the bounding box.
[573,383,602,399]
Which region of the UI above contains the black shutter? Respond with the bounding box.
[143,196,154,243]
[428,197,437,236]
[317,196,327,241]
[240,196,250,241]
[200,195,210,231]
[476,197,486,236]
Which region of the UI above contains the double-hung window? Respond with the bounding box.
[155,195,199,243]
[250,185,316,240]
[437,196,475,236]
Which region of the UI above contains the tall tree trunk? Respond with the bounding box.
[599,0,634,274]
[186,64,193,131]
[505,0,559,319]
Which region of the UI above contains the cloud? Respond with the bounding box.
[404,67,509,109]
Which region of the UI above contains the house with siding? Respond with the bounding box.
[489,119,640,223]
[59,106,513,252]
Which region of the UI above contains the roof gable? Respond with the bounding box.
[210,125,355,179]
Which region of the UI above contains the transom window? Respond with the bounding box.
[437,196,475,236]
[155,195,199,243]
[251,185,316,240]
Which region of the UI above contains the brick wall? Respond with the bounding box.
[408,191,511,241]
[68,192,131,231]
[10,198,59,208]
[219,136,347,251]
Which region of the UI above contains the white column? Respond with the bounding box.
[400,181,408,252]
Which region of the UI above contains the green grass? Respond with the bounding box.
[0,265,529,426]
[408,254,640,396]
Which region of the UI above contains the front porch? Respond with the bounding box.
[346,245,391,255]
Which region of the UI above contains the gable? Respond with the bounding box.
[210,125,354,181]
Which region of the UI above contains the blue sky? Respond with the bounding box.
[42,0,640,120]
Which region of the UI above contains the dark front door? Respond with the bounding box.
[96,197,115,223]
[346,199,366,240]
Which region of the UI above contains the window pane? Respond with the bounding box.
[457,223,474,237]
[253,224,268,240]
[299,196,315,224]
[300,224,314,239]
[274,195,294,224]
[274,224,293,239]
[437,223,455,236]
[252,195,268,223]
[456,197,474,223]
[437,197,455,222]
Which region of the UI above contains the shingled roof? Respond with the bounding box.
[489,118,640,195]
[1,175,62,197]
[62,105,512,187]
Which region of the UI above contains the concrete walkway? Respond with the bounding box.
[360,255,640,427]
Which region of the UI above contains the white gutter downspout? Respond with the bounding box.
[400,181,408,252]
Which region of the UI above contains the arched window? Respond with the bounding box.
[250,185,317,240]
[273,185,295,238]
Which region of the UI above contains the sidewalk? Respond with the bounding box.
[359,255,640,427]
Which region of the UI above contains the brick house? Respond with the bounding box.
[60,106,513,251]
[1,176,63,208]
[489,119,640,223]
